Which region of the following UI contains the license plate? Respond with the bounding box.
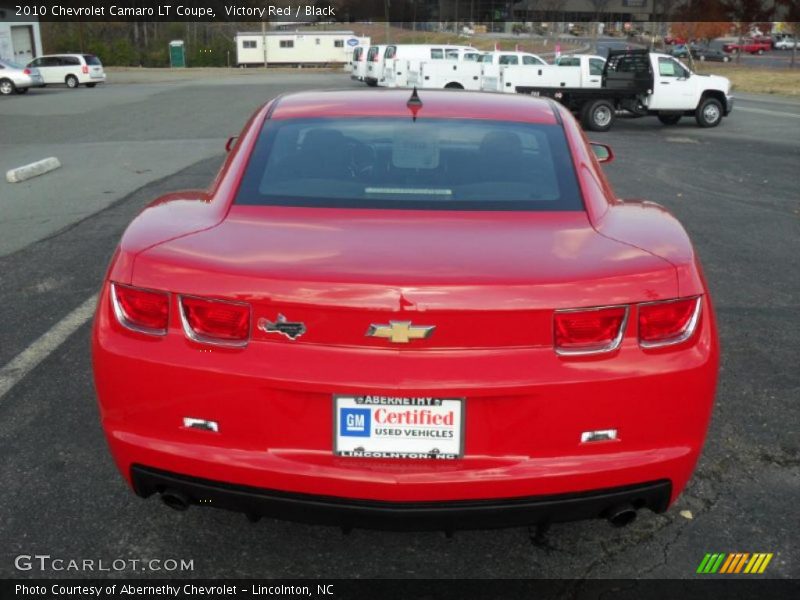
[334,395,464,460]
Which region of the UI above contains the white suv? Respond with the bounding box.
[27,54,106,89]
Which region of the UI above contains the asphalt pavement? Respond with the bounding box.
[0,72,798,580]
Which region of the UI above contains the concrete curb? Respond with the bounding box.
[6,157,61,183]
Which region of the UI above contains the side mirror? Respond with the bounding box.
[225,136,238,152]
[590,142,615,163]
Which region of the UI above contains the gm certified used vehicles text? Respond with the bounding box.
[93,90,719,531]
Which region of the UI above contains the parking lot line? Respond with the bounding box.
[0,294,97,401]
[735,106,800,119]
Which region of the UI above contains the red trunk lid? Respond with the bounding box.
[132,206,677,349]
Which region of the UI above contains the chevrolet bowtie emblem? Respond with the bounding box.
[366,321,435,344]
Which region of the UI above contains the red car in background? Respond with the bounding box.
[92,90,719,531]
[723,38,771,54]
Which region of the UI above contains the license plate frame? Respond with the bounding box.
[333,395,465,460]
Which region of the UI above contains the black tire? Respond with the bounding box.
[658,112,682,125]
[365,80,377,87]
[582,99,615,132]
[695,97,723,128]
[65,75,79,89]
[444,82,464,89]
[15,87,29,94]
[86,83,97,88]
[0,78,15,96]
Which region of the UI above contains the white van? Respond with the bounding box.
[364,45,388,87]
[350,46,368,81]
[27,54,106,88]
[381,44,479,88]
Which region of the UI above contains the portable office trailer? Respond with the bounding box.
[235,31,369,66]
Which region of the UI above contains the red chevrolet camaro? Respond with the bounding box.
[92,90,719,530]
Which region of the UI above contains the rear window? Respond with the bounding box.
[83,55,102,66]
[367,47,380,61]
[235,118,583,211]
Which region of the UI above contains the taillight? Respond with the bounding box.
[82,65,89,74]
[23,68,31,75]
[554,305,628,356]
[179,295,250,347]
[638,296,701,348]
[111,283,169,336]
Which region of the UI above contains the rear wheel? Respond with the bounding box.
[86,83,97,88]
[65,75,79,89]
[695,97,723,128]
[444,82,464,89]
[582,99,615,132]
[0,78,15,95]
[15,87,29,94]
[658,112,682,125]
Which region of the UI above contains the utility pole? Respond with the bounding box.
[384,0,390,44]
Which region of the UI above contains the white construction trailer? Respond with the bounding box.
[235,31,370,67]
[0,13,43,64]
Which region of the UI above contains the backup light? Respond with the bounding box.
[554,305,628,355]
[179,295,250,347]
[638,296,701,348]
[111,283,169,336]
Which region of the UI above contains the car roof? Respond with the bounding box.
[269,89,559,124]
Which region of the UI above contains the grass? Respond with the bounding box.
[692,62,800,97]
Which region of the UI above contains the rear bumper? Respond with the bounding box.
[132,465,671,530]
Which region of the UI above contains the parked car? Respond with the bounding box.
[774,37,797,50]
[693,47,732,62]
[722,39,771,55]
[669,44,692,58]
[93,89,719,531]
[664,35,687,46]
[26,53,106,88]
[0,59,44,95]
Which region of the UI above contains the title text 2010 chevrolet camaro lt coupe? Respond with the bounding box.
[92,90,718,530]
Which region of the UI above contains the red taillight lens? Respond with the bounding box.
[554,306,628,355]
[179,296,250,346]
[111,283,169,335]
[638,296,701,348]
[23,68,31,75]
[82,65,89,74]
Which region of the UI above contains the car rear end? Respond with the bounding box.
[93,91,718,530]
[81,54,106,85]
[0,60,43,94]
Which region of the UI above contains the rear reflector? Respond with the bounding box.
[554,305,628,355]
[111,283,169,336]
[179,295,250,347]
[638,296,701,348]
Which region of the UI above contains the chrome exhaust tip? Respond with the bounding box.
[160,489,190,511]
[606,504,637,527]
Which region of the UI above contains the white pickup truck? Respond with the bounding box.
[514,50,734,131]
[478,51,547,91]
[407,50,547,91]
[489,54,606,93]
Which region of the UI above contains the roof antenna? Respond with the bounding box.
[407,87,422,122]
